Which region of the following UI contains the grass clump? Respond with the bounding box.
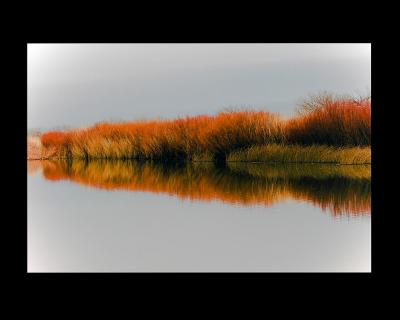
[227,144,371,164]
[288,94,371,146]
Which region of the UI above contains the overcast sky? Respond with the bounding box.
[28,43,371,130]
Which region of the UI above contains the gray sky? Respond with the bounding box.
[28,43,371,130]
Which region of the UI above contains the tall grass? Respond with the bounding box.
[228,144,371,164]
[38,95,371,161]
[287,95,371,146]
[41,110,285,161]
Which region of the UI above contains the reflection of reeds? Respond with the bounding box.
[39,160,370,216]
[227,162,371,180]
[27,160,43,175]
[228,163,370,215]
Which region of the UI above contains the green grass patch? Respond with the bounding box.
[227,144,371,165]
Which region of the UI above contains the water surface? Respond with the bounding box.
[28,160,371,272]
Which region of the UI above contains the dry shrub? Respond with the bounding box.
[287,97,371,146]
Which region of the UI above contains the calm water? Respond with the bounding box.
[28,160,371,272]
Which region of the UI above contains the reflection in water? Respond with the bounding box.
[29,160,371,216]
[27,160,43,176]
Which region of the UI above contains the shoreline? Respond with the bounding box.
[26,158,372,166]
[27,158,372,165]
[27,157,371,165]
[28,143,371,165]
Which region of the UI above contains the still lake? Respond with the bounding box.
[28,160,371,272]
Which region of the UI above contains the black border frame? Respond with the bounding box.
[15,40,387,283]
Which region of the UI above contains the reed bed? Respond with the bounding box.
[36,95,371,162]
[40,111,286,161]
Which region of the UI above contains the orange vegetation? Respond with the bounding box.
[27,136,43,160]
[36,160,371,216]
[287,98,371,146]
[40,111,284,160]
[38,96,371,161]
